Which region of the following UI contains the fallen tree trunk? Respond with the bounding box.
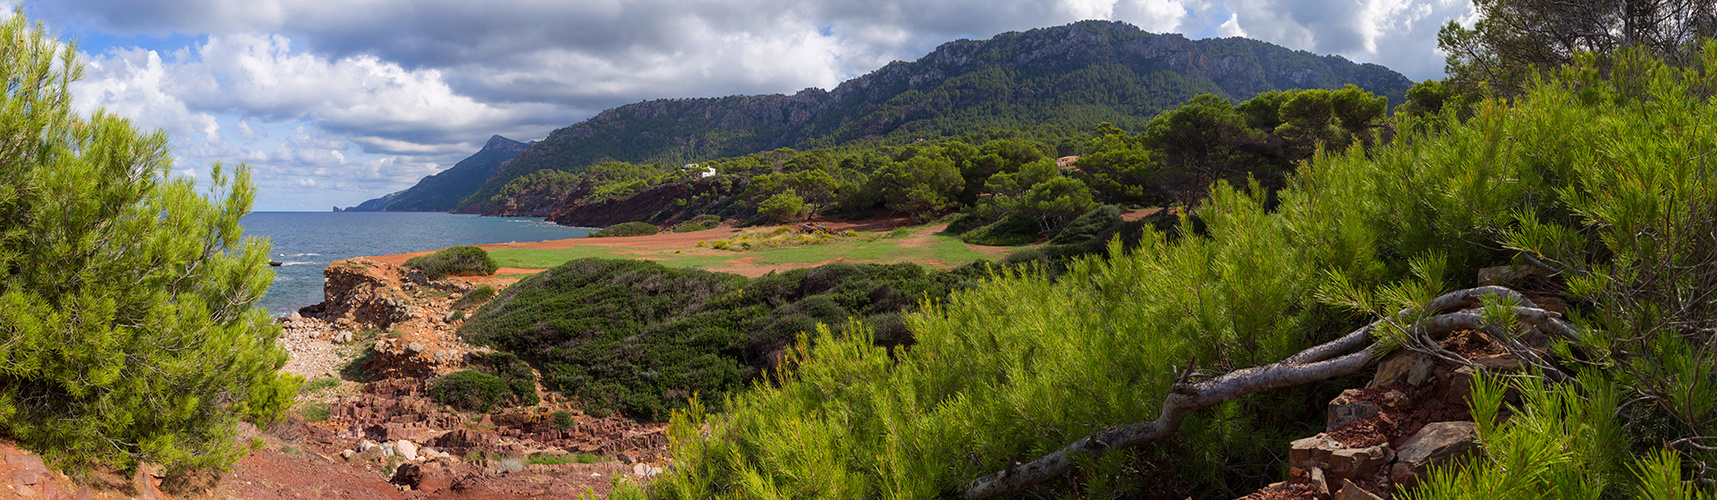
[962,286,1577,499]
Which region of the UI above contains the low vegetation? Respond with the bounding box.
[405,245,499,279]
[591,221,660,237]
[459,258,984,420]
[623,44,1717,498]
[698,226,857,251]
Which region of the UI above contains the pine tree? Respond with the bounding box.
[0,11,298,480]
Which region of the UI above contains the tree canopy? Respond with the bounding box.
[0,11,296,479]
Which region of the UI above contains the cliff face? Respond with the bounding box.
[455,20,1411,214]
[348,135,530,212]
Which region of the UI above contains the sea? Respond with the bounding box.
[239,212,593,316]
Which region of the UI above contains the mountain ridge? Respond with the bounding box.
[346,135,530,212]
[353,20,1415,214]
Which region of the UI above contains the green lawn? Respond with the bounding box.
[485,225,1000,273]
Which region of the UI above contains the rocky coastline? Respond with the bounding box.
[268,257,669,497]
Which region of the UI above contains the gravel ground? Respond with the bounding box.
[278,314,351,378]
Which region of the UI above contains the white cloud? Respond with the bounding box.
[1217,12,1246,37]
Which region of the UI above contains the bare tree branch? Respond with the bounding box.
[962,286,1580,499]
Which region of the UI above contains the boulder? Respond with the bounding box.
[1289,435,1345,470]
[1473,353,1525,372]
[1327,390,1381,431]
[1309,467,1330,496]
[1335,478,1384,500]
[1369,349,1435,388]
[1327,445,1392,481]
[1393,421,1481,487]
[396,439,419,460]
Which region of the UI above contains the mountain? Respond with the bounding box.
[347,135,531,212]
[439,20,1412,213]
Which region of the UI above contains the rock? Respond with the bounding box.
[1473,353,1525,372]
[1335,478,1384,500]
[1394,421,1481,487]
[407,342,426,353]
[1309,467,1330,496]
[1289,435,1344,470]
[396,439,419,460]
[332,331,354,344]
[1445,366,1477,406]
[6,453,46,471]
[1369,349,1435,388]
[1476,265,1538,288]
[358,440,379,452]
[632,463,661,477]
[1327,390,1380,431]
[341,449,356,461]
[1327,445,1392,481]
[288,312,304,322]
[10,469,42,485]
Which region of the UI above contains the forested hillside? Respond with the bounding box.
[442,20,1410,213]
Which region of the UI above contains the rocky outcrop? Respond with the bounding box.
[547,178,733,228]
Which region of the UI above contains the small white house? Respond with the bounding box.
[683,163,716,178]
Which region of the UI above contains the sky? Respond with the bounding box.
[20,0,1478,211]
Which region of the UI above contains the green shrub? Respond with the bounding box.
[405,245,499,279]
[301,377,342,393]
[637,46,1717,499]
[0,14,298,478]
[552,410,576,430]
[454,285,497,309]
[431,371,511,413]
[1049,205,1123,245]
[960,212,1039,246]
[590,221,659,237]
[672,215,723,232]
[458,258,979,421]
[299,403,331,423]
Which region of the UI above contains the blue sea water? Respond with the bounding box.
[240,212,592,316]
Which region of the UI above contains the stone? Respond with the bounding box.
[1394,421,1481,487]
[407,342,426,353]
[396,439,419,460]
[358,440,379,452]
[1335,478,1384,500]
[1445,366,1477,406]
[632,463,661,477]
[1476,265,1538,288]
[1370,349,1436,388]
[10,469,43,485]
[1309,467,1330,496]
[1327,390,1381,432]
[1288,435,1344,470]
[1327,445,1392,481]
[288,312,304,322]
[341,449,356,460]
[6,453,46,471]
[1473,353,1525,372]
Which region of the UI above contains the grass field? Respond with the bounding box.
[484,224,1004,276]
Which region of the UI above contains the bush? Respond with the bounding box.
[454,285,497,309]
[960,212,1040,246]
[0,14,298,478]
[639,47,1717,499]
[458,258,980,421]
[590,221,659,237]
[552,410,576,430]
[672,215,723,233]
[1049,205,1123,245]
[405,245,499,279]
[431,371,511,413]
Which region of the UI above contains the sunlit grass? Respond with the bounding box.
[484,224,995,272]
